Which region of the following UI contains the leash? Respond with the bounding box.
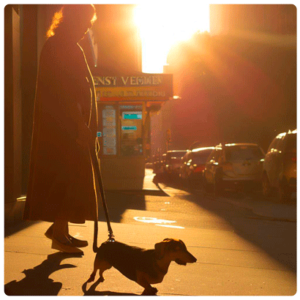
[85,69,114,249]
[89,142,115,252]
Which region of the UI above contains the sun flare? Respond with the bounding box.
[134,3,210,73]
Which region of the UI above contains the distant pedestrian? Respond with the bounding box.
[24,4,99,254]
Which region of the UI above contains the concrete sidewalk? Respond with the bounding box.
[4,216,296,296]
[4,170,296,295]
[217,194,296,222]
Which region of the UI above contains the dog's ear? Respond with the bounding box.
[155,242,166,259]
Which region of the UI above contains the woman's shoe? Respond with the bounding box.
[68,236,88,248]
[45,224,88,248]
[52,238,84,255]
[45,224,54,239]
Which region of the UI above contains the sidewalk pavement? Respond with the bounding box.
[218,194,296,222]
[4,169,296,295]
[4,212,296,296]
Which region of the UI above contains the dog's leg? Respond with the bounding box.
[98,260,112,282]
[88,261,98,282]
[141,286,158,296]
[88,257,109,282]
[137,272,158,295]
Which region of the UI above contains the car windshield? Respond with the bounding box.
[286,134,296,153]
[168,152,186,159]
[225,146,264,162]
[192,150,213,164]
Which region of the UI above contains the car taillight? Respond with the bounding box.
[194,165,205,173]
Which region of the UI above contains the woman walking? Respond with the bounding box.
[24,5,99,255]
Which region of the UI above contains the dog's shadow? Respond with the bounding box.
[5,252,81,296]
[82,278,140,296]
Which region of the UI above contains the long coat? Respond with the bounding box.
[23,35,99,223]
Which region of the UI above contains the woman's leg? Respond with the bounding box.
[51,220,83,254]
[45,222,88,247]
[52,220,70,243]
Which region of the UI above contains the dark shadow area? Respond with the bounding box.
[4,252,81,295]
[99,190,146,223]
[5,186,168,237]
[153,173,297,273]
[153,173,188,191]
[5,220,42,238]
[98,190,148,223]
[82,278,139,296]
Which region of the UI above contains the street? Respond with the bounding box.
[4,169,296,296]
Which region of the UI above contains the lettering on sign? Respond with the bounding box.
[94,76,117,86]
[94,75,167,87]
[94,74,173,101]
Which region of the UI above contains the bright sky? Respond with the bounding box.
[134,3,210,73]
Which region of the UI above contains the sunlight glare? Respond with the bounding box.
[134,3,210,73]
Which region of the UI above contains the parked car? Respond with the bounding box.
[203,143,265,194]
[160,153,167,173]
[165,150,187,176]
[153,153,166,174]
[152,154,161,174]
[180,147,215,186]
[262,129,297,201]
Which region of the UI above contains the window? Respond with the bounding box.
[285,134,296,153]
[102,105,117,155]
[207,149,220,163]
[192,149,213,164]
[268,138,279,153]
[207,150,216,163]
[120,105,143,156]
[225,146,264,162]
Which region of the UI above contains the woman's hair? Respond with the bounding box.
[47,4,97,38]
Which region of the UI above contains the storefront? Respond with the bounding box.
[94,73,173,190]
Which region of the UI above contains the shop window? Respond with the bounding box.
[119,105,143,156]
[102,105,117,155]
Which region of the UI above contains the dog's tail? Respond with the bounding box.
[93,220,99,253]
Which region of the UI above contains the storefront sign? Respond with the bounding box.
[122,112,142,120]
[122,126,137,131]
[94,74,173,101]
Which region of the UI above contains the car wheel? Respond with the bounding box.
[262,173,272,197]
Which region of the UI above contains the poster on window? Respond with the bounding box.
[102,106,116,155]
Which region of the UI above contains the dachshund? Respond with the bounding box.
[88,238,197,295]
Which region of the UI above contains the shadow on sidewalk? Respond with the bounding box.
[98,190,147,223]
[5,220,41,238]
[82,278,139,296]
[4,252,81,295]
[153,173,297,273]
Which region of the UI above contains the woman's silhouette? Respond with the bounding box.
[24,5,99,254]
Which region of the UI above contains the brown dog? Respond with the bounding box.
[88,238,197,295]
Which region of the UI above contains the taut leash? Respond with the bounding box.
[89,142,115,253]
